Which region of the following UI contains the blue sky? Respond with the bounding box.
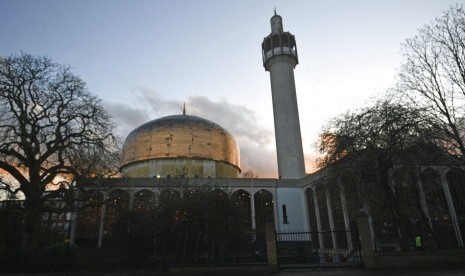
[1,0,462,177]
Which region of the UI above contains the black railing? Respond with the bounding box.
[372,219,464,252]
[275,230,363,269]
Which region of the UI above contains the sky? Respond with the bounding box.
[1,0,462,178]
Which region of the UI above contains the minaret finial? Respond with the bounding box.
[183,102,186,115]
[274,7,277,16]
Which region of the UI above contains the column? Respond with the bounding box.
[97,192,107,248]
[69,210,78,245]
[340,181,353,250]
[325,186,337,249]
[312,188,324,248]
[128,189,135,210]
[440,170,464,247]
[250,189,256,230]
[417,177,433,229]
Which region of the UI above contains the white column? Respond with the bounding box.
[250,189,256,230]
[325,186,337,249]
[97,193,107,248]
[128,189,135,210]
[366,206,376,251]
[340,182,353,250]
[312,188,324,248]
[440,170,464,247]
[417,177,433,230]
[69,210,78,245]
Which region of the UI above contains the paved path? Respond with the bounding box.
[278,268,465,276]
[2,267,464,275]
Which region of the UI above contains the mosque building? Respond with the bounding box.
[73,12,311,246]
[72,12,465,254]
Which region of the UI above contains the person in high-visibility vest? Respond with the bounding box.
[415,236,422,249]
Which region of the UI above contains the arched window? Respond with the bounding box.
[232,189,252,228]
[75,190,103,246]
[105,189,130,243]
[134,189,155,211]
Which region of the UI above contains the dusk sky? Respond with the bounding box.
[1,0,461,177]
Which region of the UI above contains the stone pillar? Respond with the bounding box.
[272,188,279,231]
[440,170,464,247]
[357,210,376,269]
[265,221,278,271]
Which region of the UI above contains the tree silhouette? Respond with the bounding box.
[0,53,118,266]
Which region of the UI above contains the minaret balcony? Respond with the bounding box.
[262,32,298,65]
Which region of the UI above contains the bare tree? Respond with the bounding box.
[398,4,465,160]
[0,53,118,264]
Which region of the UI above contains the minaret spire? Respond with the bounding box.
[183,102,186,115]
[262,13,305,179]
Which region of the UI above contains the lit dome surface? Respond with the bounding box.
[120,114,240,178]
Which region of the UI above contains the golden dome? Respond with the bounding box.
[120,115,240,177]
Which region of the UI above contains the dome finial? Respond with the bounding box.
[183,102,186,115]
[274,7,277,16]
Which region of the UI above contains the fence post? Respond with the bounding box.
[357,210,375,269]
[265,222,278,271]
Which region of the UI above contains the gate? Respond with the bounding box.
[275,230,363,269]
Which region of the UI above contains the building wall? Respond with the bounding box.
[120,158,240,178]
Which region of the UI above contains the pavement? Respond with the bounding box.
[1,267,465,275]
[277,268,465,276]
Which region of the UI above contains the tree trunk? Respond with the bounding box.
[20,205,42,270]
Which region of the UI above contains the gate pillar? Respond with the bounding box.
[265,221,278,271]
[357,210,374,269]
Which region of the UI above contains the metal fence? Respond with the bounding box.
[372,219,464,253]
[151,230,267,268]
[75,228,268,270]
[275,230,363,269]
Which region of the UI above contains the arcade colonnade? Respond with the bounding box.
[71,165,465,249]
[302,165,465,249]
[73,178,280,247]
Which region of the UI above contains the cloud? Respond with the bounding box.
[105,87,278,177]
[104,101,150,142]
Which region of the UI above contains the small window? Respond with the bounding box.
[282,204,289,224]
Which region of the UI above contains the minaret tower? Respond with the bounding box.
[262,12,306,179]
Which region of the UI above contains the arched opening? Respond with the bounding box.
[105,189,130,246]
[133,189,155,211]
[254,189,274,259]
[232,189,252,229]
[75,190,103,246]
[254,189,274,229]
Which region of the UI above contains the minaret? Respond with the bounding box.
[262,12,306,179]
